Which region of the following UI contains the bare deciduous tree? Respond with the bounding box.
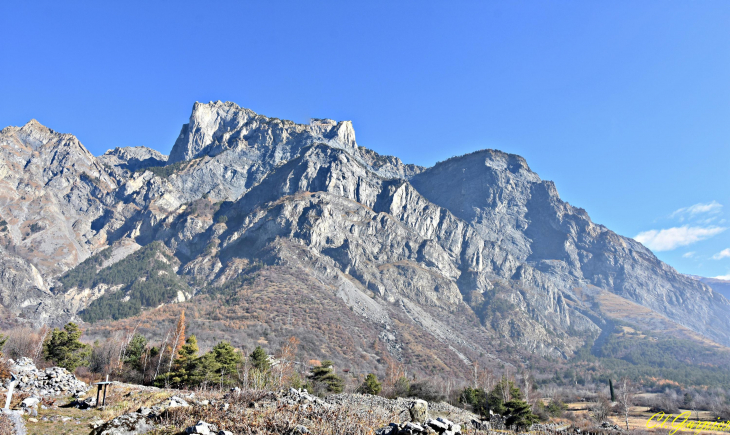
[591,394,611,423]
[616,377,637,430]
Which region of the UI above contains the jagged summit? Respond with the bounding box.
[167,101,358,165]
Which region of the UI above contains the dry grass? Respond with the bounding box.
[22,383,173,435]
[564,402,730,435]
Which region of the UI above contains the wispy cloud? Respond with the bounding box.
[682,251,696,258]
[712,248,730,260]
[634,226,726,251]
[670,201,723,221]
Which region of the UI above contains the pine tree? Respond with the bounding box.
[309,360,344,394]
[249,346,270,372]
[212,341,241,385]
[358,373,382,395]
[124,333,148,371]
[154,335,199,388]
[188,351,221,386]
[504,398,539,429]
[43,323,91,371]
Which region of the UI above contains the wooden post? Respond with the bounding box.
[96,384,102,407]
[102,375,109,407]
[4,373,17,410]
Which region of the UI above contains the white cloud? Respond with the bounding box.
[712,248,730,260]
[714,274,730,280]
[670,201,723,221]
[682,251,696,258]
[634,226,726,251]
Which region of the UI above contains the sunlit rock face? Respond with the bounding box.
[1,102,728,366]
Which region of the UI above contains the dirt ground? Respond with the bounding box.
[19,383,172,435]
[566,402,730,435]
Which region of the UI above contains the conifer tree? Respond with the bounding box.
[609,378,615,402]
[309,360,344,394]
[123,333,148,372]
[357,373,382,395]
[43,323,91,371]
[154,335,199,387]
[504,398,539,429]
[212,341,241,385]
[249,346,270,372]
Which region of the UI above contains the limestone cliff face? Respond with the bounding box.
[0,102,728,364]
[410,150,730,346]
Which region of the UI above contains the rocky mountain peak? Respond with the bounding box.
[308,118,358,151]
[1,119,66,150]
[167,101,360,165]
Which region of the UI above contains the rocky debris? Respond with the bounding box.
[425,418,461,435]
[185,421,218,434]
[137,395,190,418]
[89,412,156,435]
[282,388,330,409]
[2,358,89,397]
[598,421,623,431]
[70,397,96,409]
[488,412,507,430]
[376,417,463,435]
[325,393,475,424]
[1,408,27,435]
[531,422,572,431]
[20,397,39,409]
[183,420,235,435]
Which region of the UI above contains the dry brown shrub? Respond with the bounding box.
[0,356,11,381]
[1,326,48,363]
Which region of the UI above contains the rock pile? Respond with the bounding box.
[325,393,476,423]
[376,417,462,435]
[598,421,623,431]
[3,358,89,397]
[90,395,192,435]
[184,420,233,435]
[281,388,331,408]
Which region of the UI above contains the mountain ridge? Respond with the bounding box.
[1,102,728,382]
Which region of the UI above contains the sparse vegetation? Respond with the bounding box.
[61,242,191,322]
[136,159,189,178]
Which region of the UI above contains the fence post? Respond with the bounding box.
[3,373,17,410]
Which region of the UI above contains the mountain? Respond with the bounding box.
[1,101,728,382]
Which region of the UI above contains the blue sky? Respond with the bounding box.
[2,1,729,278]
